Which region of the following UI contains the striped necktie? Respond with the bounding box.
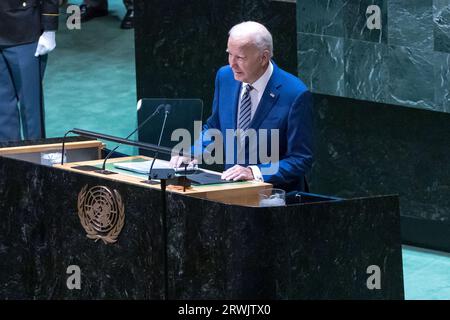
[238,84,254,130]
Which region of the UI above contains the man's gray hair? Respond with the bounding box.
[228,21,273,58]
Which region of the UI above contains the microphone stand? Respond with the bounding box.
[60,130,72,165]
[147,107,170,181]
[97,104,166,174]
[60,103,168,168]
[141,106,170,300]
[138,106,198,299]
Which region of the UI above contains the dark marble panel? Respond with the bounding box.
[344,0,388,43]
[312,93,450,222]
[166,193,404,299]
[0,156,165,299]
[387,46,435,110]
[297,0,345,37]
[134,0,297,120]
[434,51,450,112]
[0,138,404,299]
[344,39,389,102]
[434,0,450,53]
[297,33,345,96]
[388,0,434,51]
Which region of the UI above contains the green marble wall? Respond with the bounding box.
[297,0,450,113]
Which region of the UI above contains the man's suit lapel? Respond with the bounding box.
[249,66,281,130]
[230,80,241,130]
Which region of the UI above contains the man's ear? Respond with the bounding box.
[261,50,270,65]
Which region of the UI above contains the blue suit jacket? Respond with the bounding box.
[200,62,313,192]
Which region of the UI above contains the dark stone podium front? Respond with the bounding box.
[0,139,404,299]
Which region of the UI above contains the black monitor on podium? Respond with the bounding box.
[137,98,203,161]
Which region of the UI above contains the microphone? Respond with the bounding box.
[163,104,171,114]
[147,104,171,179]
[96,101,168,174]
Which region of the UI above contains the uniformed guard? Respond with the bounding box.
[0,0,59,142]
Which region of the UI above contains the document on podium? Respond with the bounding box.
[113,160,237,185]
[186,171,238,185]
[113,159,176,174]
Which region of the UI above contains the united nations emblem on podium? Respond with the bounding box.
[77,185,125,244]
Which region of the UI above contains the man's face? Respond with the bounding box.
[227,36,269,84]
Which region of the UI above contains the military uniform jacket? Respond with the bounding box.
[0,0,59,47]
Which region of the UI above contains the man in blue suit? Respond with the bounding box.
[172,21,313,192]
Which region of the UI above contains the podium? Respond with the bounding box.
[0,138,404,299]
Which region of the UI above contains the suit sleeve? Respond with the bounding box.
[258,90,314,186]
[203,70,221,132]
[41,0,59,31]
[192,70,222,157]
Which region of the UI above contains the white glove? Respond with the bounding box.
[34,31,56,57]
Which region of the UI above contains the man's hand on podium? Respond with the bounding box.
[221,165,254,181]
[170,155,198,168]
